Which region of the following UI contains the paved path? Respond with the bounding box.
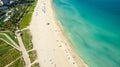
[27,48,35,53]
[15,27,31,67]
[0,28,32,67]
[21,26,29,31]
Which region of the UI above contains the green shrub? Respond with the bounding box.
[0,42,21,67]
[21,30,33,51]
[28,50,37,63]
[31,63,40,67]
[9,58,24,67]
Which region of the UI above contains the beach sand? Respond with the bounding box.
[30,0,87,67]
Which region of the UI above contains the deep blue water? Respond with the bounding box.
[52,0,120,67]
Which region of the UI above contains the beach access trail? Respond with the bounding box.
[15,27,31,67]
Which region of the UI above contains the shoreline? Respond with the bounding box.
[52,19,87,67]
[51,0,88,66]
[30,0,87,67]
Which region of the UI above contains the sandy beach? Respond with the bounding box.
[30,0,87,67]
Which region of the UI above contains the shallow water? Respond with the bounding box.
[52,0,120,67]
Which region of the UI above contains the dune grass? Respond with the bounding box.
[8,58,24,67]
[3,32,19,45]
[0,41,12,57]
[18,12,32,29]
[0,32,19,49]
[1,31,19,45]
[0,33,14,46]
[21,30,33,51]
[31,63,40,67]
[28,50,37,63]
[18,0,38,29]
[0,48,20,66]
[0,40,21,67]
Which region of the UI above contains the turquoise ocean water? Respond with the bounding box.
[52,0,120,67]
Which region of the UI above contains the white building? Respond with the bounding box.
[0,0,3,6]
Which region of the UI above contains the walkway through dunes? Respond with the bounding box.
[15,26,31,67]
[0,30,37,67]
[0,31,31,67]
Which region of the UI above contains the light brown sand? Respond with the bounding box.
[30,0,87,67]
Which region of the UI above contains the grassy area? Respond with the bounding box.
[0,31,19,48]
[31,63,40,67]
[0,33,15,46]
[1,31,19,45]
[18,0,38,29]
[28,50,37,63]
[9,58,24,67]
[21,30,33,51]
[18,12,32,29]
[0,40,21,67]
[0,40,12,57]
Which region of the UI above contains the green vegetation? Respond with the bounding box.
[0,40,21,67]
[18,12,32,29]
[31,63,40,67]
[1,31,19,45]
[0,40,12,56]
[0,33,14,46]
[18,0,38,29]
[0,32,19,48]
[0,49,20,66]
[21,30,33,51]
[0,0,39,66]
[0,21,15,32]
[9,58,24,67]
[28,50,37,63]
[0,0,37,31]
